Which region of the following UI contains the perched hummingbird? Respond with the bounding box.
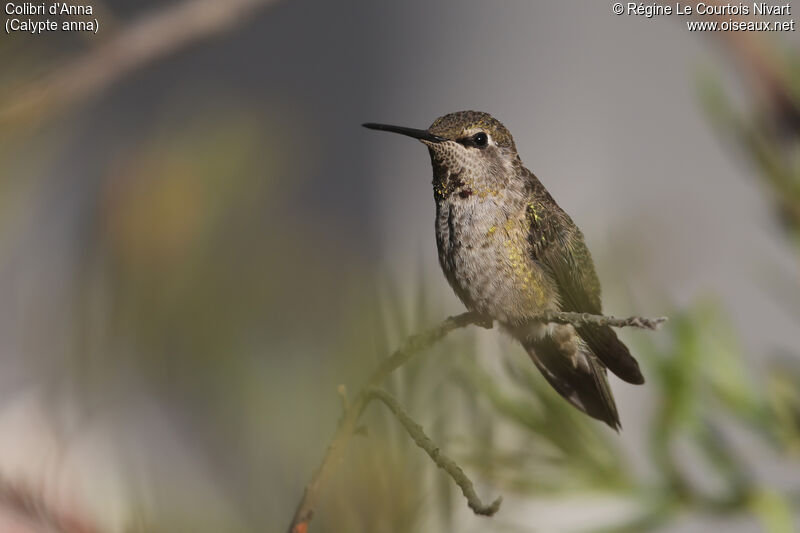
[364,111,644,429]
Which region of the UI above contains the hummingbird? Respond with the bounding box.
[363,111,644,429]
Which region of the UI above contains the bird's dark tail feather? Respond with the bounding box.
[577,324,644,385]
[522,336,621,430]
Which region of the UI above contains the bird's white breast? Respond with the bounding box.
[435,189,555,325]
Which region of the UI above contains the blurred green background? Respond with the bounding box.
[0,1,799,532]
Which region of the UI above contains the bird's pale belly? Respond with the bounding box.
[435,197,556,325]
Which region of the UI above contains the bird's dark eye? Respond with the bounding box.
[473,132,488,147]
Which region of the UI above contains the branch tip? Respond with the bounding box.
[367,387,503,517]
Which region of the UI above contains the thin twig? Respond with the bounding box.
[286,309,664,533]
[539,311,668,331]
[366,386,502,516]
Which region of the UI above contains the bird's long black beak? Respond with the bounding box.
[362,123,446,143]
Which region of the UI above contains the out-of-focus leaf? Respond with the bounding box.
[766,361,800,452]
[748,487,795,533]
[455,351,628,495]
[699,308,765,423]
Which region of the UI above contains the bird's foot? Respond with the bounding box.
[473,313,494,329]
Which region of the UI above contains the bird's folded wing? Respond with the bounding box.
[524,186,644,385]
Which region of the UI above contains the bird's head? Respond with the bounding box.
[364,111,522,195]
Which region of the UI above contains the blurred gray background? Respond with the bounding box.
[0,1,798,532]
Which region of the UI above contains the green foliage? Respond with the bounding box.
[453,300,800,532]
